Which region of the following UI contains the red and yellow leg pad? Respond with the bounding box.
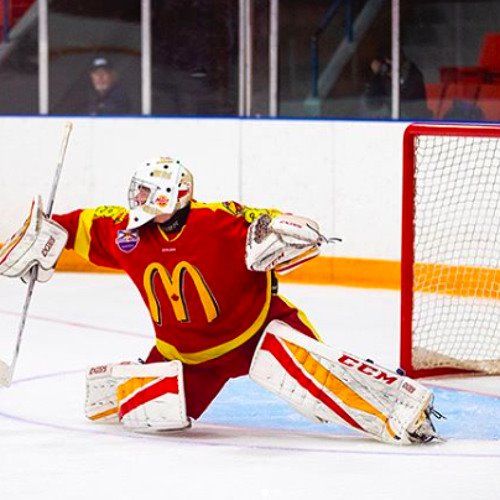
[85,361,190,432]
[113,360,190,432]
[250,320,434,445]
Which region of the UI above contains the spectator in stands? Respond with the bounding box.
[88,58,131,116]
[363,52,431,119]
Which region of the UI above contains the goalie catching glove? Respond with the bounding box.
[0,196,67,282]
[246,213,340,274]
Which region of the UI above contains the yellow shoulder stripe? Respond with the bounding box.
[74,208,96,261]
[191,200,281,224]
[93,206,128,223]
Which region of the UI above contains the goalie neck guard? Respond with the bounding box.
[127,157,193,230]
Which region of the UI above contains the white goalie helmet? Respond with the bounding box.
[127,157,193,230]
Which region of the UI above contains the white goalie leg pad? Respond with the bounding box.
[85,362,136,423]
[245,214,321,273]
[112,360,190,432]
[250,321,437,445]
[0,195,68,281]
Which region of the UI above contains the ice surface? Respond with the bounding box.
[0,274,498,499]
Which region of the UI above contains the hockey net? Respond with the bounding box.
[400,123,499,378]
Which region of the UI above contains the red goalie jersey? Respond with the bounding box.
[53,201,319,418]
[54,201,279,362]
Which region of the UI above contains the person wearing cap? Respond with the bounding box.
[88,57,131,116]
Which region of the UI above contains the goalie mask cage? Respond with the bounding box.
[400,123,499,378]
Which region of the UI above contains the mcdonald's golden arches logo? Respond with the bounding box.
[144,261,219,324]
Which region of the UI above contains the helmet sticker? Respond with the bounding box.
[155,195,170,207]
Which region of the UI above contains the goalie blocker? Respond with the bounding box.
[0,195,68,282]
[250,321,442,445]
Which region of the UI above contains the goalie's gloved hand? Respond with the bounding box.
[245,213,341,273]
[270,214,342,246]
[0,195,68,283]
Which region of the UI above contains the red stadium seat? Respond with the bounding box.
[439,33,500,84]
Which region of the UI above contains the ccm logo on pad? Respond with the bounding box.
[89,365,108,375]
[41,236,56,257]
[338,354,398,385]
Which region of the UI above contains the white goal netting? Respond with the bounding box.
[411,132,499,373]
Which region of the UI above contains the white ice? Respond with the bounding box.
[0,274,499,500]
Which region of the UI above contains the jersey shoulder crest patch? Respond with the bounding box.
[93,206,128,224]
[191,200,281,224]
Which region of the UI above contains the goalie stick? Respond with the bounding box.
[0,122,73,388]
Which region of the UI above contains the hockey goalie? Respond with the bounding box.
[0,157,442,444]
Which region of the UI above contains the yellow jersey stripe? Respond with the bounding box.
[74,209,96,261]
[190,200,281,223]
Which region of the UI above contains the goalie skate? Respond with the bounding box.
[407,406,445,444]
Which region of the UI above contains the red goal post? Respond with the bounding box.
[400,123,500,378]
